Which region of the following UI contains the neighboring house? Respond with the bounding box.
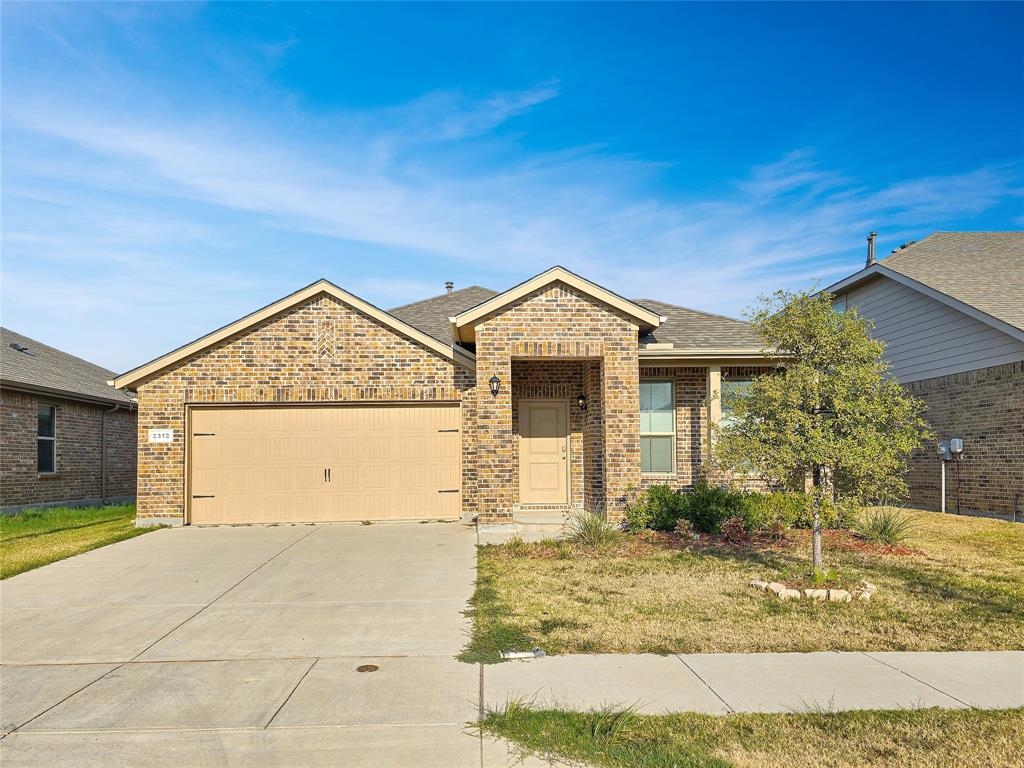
[112,267,773,527]
[826,232,1024,517]
[0,328,137,513]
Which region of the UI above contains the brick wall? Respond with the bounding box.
[905,361,1023,516]
[474,282,639,522]
[1,388,136,508]
[133,294,474,524]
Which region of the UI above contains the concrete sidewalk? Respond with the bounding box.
[485,651,1024,714]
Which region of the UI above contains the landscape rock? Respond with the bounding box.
[853,590,873,601]
[780,589,802,601]
[767,582,787,596]
[804,589,828,601]
[858,581,878,593]
[749,580,769,591]
[827,589,852,603]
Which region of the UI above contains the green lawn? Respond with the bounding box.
[464,510,1024,662]
[0,504,160,578]
[482,703,1024,768]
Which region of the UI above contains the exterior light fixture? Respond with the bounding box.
[488,374,501,397]
[577,394,588,411]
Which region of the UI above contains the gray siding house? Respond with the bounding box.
[826,232,1023,517]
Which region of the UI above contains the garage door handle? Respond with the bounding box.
[438,489,459,493]
[193,432,216,437]
[328,468,332,482]
[192,495,215,499]
[438,429,459,433]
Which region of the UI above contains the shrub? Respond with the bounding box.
[673,518,694,539]
[624,484,689,532]
[739,492,807,531]
[565,511,622,548]
[683,483,744,533]
[720,515,749,545]
[854,507,915,545]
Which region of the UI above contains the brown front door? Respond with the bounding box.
[519,399,569,505]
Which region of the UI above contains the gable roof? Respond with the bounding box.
[449,266,664,343]
[113,279,468,389]
[826,232,1024,340]
[633,300,763,354]
[389,286,499,343]
[1,327,133,405]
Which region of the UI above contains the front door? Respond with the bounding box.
[519,399,569,504]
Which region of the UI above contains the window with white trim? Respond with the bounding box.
[37,404,56,473]
[640,380,674,474]
[720,378,753,428]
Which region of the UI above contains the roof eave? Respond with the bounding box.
[1,379,135,407]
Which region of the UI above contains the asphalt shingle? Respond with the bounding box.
[0,328,133,404]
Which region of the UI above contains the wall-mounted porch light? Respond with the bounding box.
[489,374,501,397]
[577,394,588,411]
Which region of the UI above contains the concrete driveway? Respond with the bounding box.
[0,522,522,767]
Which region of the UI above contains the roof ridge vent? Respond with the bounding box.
[9,342,33,355]
[890,239,917,255]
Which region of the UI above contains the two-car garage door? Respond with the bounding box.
[188,404,461,525]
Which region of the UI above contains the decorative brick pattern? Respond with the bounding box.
[0,389,136,508]
[905,361,1024,516]
[474,282,639,522]
[133,294,474,524]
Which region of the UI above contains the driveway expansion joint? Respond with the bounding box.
[860,652,974,709]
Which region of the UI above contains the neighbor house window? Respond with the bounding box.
[640,380,674,474]
[37,404,56,473]
[720,378,753,428]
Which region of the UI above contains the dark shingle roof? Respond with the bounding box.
[389,286,499,343]
[0,328,133,404]
[389,285,760,350]
[634,300,761,349]
[879,232,1024,331]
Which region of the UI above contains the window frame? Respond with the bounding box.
[640,378,675,475]
[719,377,754,429]
[37,403,57,475]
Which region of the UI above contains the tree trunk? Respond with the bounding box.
[812,497,823,576]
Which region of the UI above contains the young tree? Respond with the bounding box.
[712,289,930,575]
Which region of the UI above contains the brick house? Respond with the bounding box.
[826,232,1024,518]
[1,328,137,513]
[112,267,773,527]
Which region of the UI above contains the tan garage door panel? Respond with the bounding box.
[189,405,460,524]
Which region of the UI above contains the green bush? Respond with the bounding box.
[854,507,914,545]
[739,491,807,530]
[625,484,689,532]
[683,483,745,533]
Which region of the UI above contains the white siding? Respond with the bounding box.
[842,276,1024,383]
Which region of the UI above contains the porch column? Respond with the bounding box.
[475,345,514,523]
[602,345,640,521]
[707,364,722,428]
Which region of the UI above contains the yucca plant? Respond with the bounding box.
[565,511,621,548]
[855,507,915,545]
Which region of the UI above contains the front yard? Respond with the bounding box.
[464,510,1024,662]
[0,504,158,578]
[483,704,1024,768]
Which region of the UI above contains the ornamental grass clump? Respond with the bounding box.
[855,507,915,545]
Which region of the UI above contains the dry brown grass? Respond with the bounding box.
[483,704,1024,768]
[466,509,1024,660]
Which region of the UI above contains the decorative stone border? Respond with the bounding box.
[749,579,877,602]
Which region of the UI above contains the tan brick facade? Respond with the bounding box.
[133,294,474,524]
[1,388,136,509]
[905,361,1024,517]
[473,282,640,522]
[128,283,775,526]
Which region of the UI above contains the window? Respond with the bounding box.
[833,294,847,313]
[37,404,56,473]
[640,380,674,473]
[720,378,753,428]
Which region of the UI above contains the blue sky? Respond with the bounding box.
[3,2,1022,371]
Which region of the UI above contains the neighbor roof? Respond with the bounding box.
[826,232,1024,335]
[0,328,133,405]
